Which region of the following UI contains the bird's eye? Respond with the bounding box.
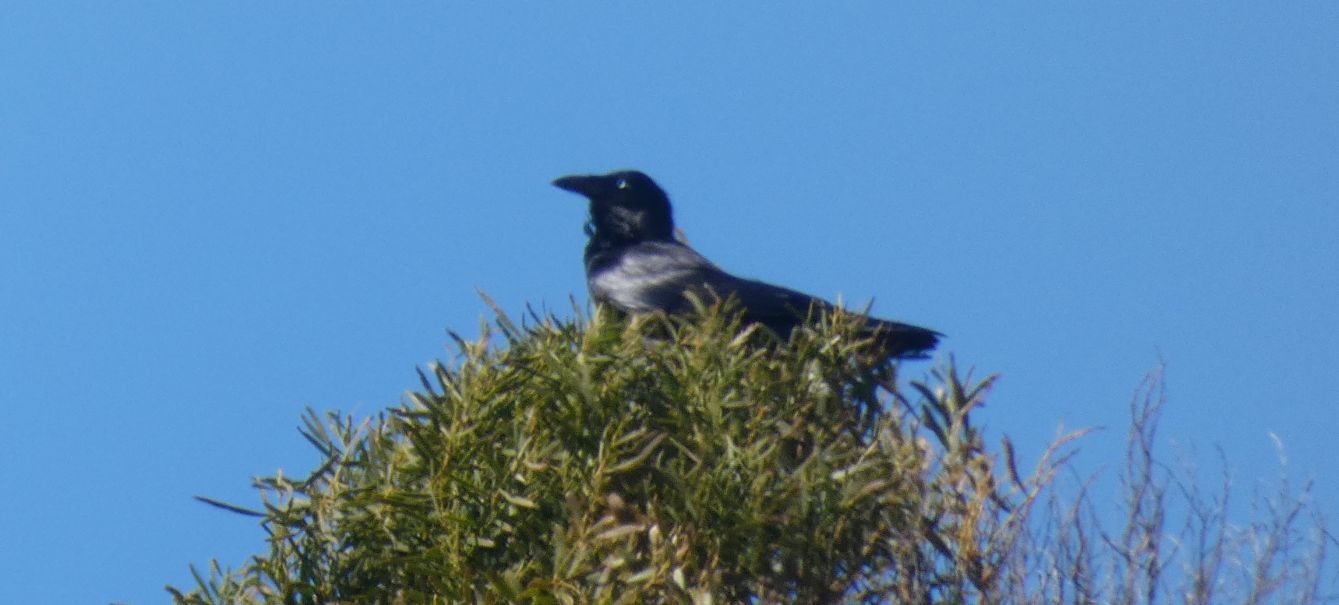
[615,178,629,189]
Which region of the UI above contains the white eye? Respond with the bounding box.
[615,178,629,189]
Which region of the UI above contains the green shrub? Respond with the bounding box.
[172,302,1333,604]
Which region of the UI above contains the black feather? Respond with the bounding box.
[553,170,941,359]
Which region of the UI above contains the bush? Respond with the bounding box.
[171,302,1334,604]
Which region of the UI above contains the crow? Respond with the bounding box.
[552,170,940,359]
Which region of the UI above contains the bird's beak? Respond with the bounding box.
[552,174,608,198]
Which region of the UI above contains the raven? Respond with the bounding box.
[552,170,940,359]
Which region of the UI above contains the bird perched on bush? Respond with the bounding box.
[553,170,940,359]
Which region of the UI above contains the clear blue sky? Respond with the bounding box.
[2,4,1336,603]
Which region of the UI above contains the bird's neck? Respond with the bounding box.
[582,227,674,274]
[585,214,675,247]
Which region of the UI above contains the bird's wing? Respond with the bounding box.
[591,241,826,329]
[708,274,829,332]
[589,241,940,357]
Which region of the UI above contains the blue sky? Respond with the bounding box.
[2,4,1336,603]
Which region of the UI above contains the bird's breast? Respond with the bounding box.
[588,265,696,313]
[585,243,714,314]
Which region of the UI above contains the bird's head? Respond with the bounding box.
[552,170,675,244]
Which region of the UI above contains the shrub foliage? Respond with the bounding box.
[172,302,1334,604]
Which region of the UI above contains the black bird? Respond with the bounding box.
[552,170,940,359]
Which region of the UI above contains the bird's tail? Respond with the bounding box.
[863,319,942,359]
